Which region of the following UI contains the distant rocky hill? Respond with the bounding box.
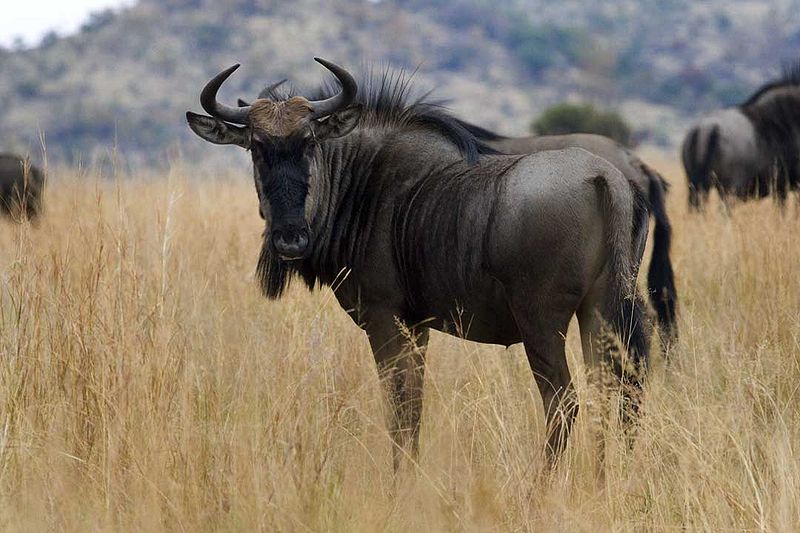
[1,0,799,166]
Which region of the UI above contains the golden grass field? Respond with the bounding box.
[0,155,798,531]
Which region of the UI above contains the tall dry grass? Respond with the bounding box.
[0,156,798,531]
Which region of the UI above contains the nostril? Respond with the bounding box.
[296,230,309,249]
[271,229,286,247]
[271,227,309,257]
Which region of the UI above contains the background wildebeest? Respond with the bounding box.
[454,125,677,342]
[682,61,800,210]
[186,59,652,467]
[0,153,44,221]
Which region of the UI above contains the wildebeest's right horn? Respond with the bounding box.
[308,58,357,120]
[200,64,251,125]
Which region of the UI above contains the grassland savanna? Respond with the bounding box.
[1,157,799,531]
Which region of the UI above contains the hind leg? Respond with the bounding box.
[689,173,712,212]
[577,274,649,424]
[687,184,700,211]
[688,182,709,212]
[508,289,580,463]
[776,171,788,208]
[715,182,735,217]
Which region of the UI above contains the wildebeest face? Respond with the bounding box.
[186,58,359,261]
[250,130,315,260]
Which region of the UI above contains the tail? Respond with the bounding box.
[640,162,678,343]
[684,125,719,210]
[593,171,651,385]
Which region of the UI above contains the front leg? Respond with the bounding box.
[775,157,790,208]
[366,316,429,471]
[788,153,800,212]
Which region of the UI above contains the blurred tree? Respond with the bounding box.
[532,102,632,146]
[40,31,59,48]
[81,9,116,33]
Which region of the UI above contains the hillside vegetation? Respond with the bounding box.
[2,0,800,164]
[0,160,798,530]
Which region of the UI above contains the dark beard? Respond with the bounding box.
[256,239,292,299]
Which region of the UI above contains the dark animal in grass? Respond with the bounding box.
[243,86,676,342]
[186,59,651,469]
[455,125,677,343]
[682,61,800,210]
[0,153,44,221]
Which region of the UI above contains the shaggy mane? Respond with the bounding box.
[262,67,499,164]
[742,59,800,106]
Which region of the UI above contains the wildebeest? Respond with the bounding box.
[0,153,44,221]
[682,62,800,209]
[186,59,651,467]
[453,126,677,341]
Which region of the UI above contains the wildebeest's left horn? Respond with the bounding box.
[308,58,357,120]
[200,64,251,125]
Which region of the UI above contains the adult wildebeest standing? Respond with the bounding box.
[455,125,677,342]
[682,62,800,210]
[186,59,651,468]
[0,153,44,221]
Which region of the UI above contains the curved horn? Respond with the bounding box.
[258,78,288,100]
[200,64,251,125]
[308,58,357,120]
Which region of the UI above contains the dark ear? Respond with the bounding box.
[186,112,250,147]
[312,105,362,139]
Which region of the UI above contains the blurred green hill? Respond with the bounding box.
[1,0,799,165]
